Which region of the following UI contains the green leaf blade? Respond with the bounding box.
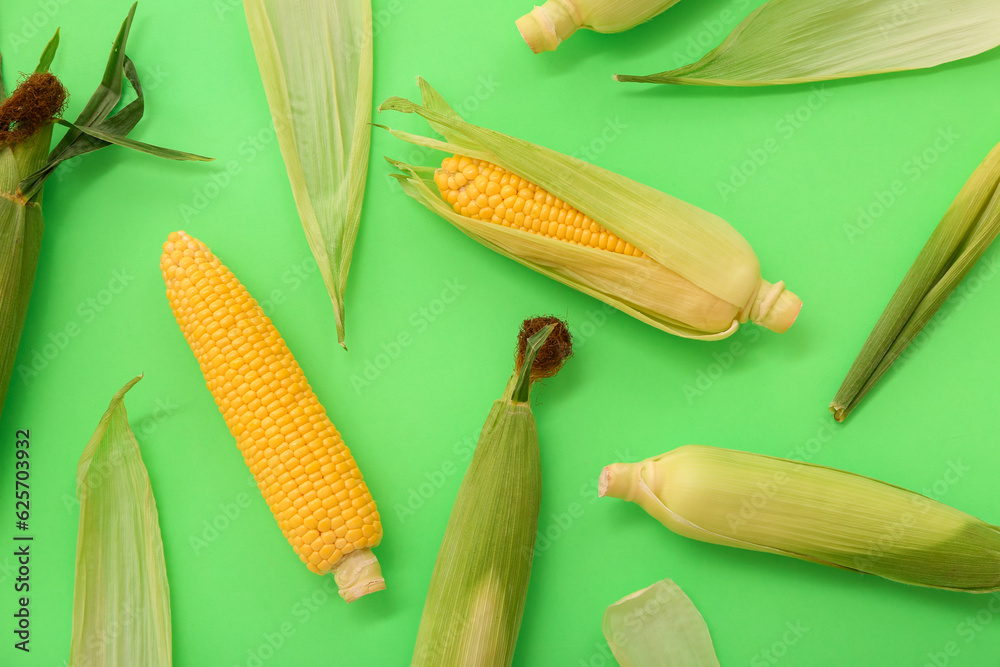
[70,376,172,667]
[831,140,1000,420]
[244,0,373,347]
[618,0,1000,86]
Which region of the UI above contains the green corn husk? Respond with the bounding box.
[603,579,720,667]
[244,0,373,348]
[616,0,1000,86]
[516,0,682,53]
[70,376,172,666]
[601,445,1000,592]
[411,317,572,667]
[0,5,209,424]
[381,79,801,341]
[830,139,1000,422]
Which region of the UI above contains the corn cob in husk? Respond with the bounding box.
[381,79,800,342]
[601,445,1000,592]
[516,0,682,53]
[0,5,207,423]
[411,317,572,666]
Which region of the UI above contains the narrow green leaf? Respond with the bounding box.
[603,579,720,667]
[34,30,60,74]
[21,27,211,199]
[831,140,1000,421]
[244,0,373,347]
[70,376,172,667]
[56,119,212,161]
[616,0,1000,86]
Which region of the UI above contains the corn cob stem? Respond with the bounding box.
[161,231,383,601]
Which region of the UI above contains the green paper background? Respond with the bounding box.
[3,0,1000,664]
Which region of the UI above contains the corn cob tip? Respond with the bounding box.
[515,1,580,53]
[516,316,573,382]
[333,548,385,602]
[751,280,801,334]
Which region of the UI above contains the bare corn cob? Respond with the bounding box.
[435,155,645,256]
[160,231,383,601]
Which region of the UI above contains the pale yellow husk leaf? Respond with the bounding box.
[70,376,172,666]
[603,579,720,667]
[617,0,1000,85]
[244,0,373,347]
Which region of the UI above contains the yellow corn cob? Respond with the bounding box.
[435,155,646,257]
[160,231,383,602]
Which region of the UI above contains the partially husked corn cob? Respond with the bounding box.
[383,79,802,341]
[435,155,645,257]
[160,231,383,602]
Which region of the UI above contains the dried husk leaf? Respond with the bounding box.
[244,0,373,348]
[70,376,172,666]
[603,579,720,667]
[616,0,1000,86]
[600,445,1000,592]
